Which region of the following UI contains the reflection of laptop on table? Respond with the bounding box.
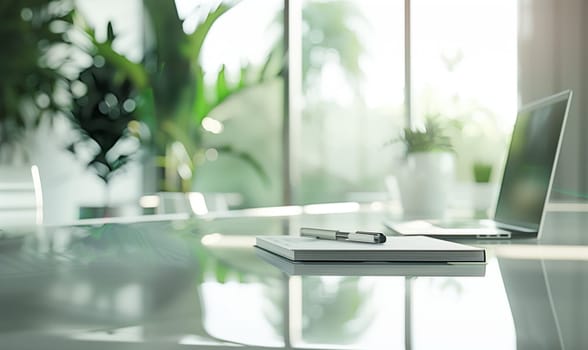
[387,90,573,239]
[498,258,563,349]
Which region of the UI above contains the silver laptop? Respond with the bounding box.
[387,90,573,239]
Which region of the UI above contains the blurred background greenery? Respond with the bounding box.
[0,0,523,218]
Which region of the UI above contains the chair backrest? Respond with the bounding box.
[0,165,43,233]
[152,192,243,216]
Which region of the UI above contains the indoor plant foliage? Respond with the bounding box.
[394,116,456,219]
[0,0,74,163]
[76,1,279,193]
[143,0,279,192]
[70,1,354,201]
[397,116,454,156]
[67,55,145,206]
[60,19,151,214]
[471,161,496,213]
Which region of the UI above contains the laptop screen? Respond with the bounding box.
[493,91,571,230]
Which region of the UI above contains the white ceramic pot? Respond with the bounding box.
[471,182,498,213]
[396,152,455,219]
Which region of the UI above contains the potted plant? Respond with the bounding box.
[67,50,147,218]
[391,116,456,218]
[471,161,497,215]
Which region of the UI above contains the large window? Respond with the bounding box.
[297,0,405,204]
[292,0,517,204]
[4,0,520,219]
[411,0,517,181]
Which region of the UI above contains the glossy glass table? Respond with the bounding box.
[1,206,587,349]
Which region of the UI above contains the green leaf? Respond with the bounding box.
[259,46,282,83]
[196,62,280,125]
[0,0,74,147]
[143,0,192,116]
[136,88,156,135]
[396,116,455,156]
[215,64,229,103]
[106,21,115,42]
[186,3,231,61]
[192,65,209,124]
[215,145,270,186]
[93,41,148,89]
[215,264,228,283]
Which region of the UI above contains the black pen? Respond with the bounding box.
[300,227,387,244]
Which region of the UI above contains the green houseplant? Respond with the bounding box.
[397,116,454,156]
[72,1,367,205]
[146,0,280,192]
[67,53,146,214]
[75,1,279,194]
[0,0,73,163]
[471,161,496,214]
[473,162,492,183]
[391,116,456,219]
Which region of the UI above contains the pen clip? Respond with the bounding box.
[348,231,387,243]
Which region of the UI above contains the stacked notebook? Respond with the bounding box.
[255,235,486,263]
[255,247,486,277]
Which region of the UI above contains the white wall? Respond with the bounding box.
[28,118,143,225]
[518,0,588,201]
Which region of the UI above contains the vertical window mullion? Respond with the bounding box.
[283,0,302,206]
[404,0,413,127]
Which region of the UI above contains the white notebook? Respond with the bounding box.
[255,247,487,277]
[255,235,485,263]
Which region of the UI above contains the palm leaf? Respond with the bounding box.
[92,39,149,89]
[215,65,230,103]
[143,0,193,117]
[186,3,231,61]
[195,61,281,125]
[214,145,270,185]
[192,65,210,125]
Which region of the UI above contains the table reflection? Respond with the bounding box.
[542,259,588,349]
[498,259,561,350]
[0,210,587,349]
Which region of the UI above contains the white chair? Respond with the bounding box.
[0,165,43,235]
[141,192,243,217]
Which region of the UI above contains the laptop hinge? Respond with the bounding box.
[494,221,537,233]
